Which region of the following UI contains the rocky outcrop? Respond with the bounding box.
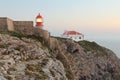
[0,34,67,80]
[0,31,119,80]
[55,39,120,80]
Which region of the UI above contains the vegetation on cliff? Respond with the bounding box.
[0,32,67,80]
[0,30,44,43]
[0,31,119,80]
[54,37,120,80]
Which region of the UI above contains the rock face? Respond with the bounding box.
[56,39,120,80]
[0,34,67,80]
[0,31,120,80]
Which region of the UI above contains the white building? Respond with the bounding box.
[62,31,84,42]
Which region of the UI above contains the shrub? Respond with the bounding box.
[26,64,44,74]
[78,40,103,51]
[0,43,8,48]
[52,36,66,41]
[0,30,44,43]
[4,75,12,80]
[0,30,25,38]
[78,40,108,57]
[25,64,48,79]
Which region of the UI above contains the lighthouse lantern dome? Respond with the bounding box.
[36,13,43,28]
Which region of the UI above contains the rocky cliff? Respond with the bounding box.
[55,39,120,80]
[0,31,119,80]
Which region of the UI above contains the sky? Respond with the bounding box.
[0,0,120,57]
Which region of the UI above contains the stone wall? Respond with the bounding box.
[13,22,50,43]
[0,17,50,46]
[49,37,59,50]
[0,18,8,30]
[13,21,33,27]
[33,28,50,40]
[7,18,14,31]
[13,21,33,34]
[33,28,50,46]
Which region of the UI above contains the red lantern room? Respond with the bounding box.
[36,13,43,28]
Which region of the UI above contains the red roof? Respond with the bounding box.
[36,13,42,18]
[63,31,82,35]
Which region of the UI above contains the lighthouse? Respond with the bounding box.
[36,13,43,28]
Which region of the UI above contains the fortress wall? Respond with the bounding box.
[7,18,14,31]
[13,21,33,27]
[0,17,50,46]
[33,28,50,45]
[0,18,8,30]
[13,21,34,35]
[13,21,50,44]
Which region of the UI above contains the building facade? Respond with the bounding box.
[62,31,84,42]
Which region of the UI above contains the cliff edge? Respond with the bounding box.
[0,31,119,80]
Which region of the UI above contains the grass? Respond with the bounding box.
[78,40,108,57]
[26,64,44,74]
[25,70,48,80]
[65,69,73,80]
[25,64,48,79]
[52,36,66,41]
[0,30,44,43]
[14,46,21,51]
[0,43,8,48]
[0,30,25,38]
[78,40,103,51]
[4,75,12,80]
